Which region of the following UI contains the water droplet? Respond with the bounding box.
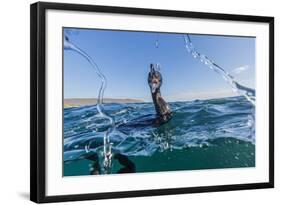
[182,34,255,107]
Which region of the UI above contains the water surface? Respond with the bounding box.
[64,96,255,176]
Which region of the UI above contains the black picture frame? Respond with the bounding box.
[30,1,274,203]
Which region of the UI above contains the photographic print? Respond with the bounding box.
[63,28,256,176]
[31,2,274,202]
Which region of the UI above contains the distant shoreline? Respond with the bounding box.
[64,98,144,108]
[64,95,245,108]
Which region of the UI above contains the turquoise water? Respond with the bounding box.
[64,96,255,176]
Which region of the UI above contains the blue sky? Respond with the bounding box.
[64,28,255,102]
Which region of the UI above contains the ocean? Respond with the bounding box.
[64,96,255,176]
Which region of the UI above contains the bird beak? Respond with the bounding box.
[150,64,155,73]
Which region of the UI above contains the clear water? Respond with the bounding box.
[64,96,255,176]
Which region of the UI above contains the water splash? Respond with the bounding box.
[155,33,159,49]
[183,34,255,106]
[154,33,161,72]
[182,34,255,141]
[65,29,80,36]
[231,65,249,75]
[64,35,115,173]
